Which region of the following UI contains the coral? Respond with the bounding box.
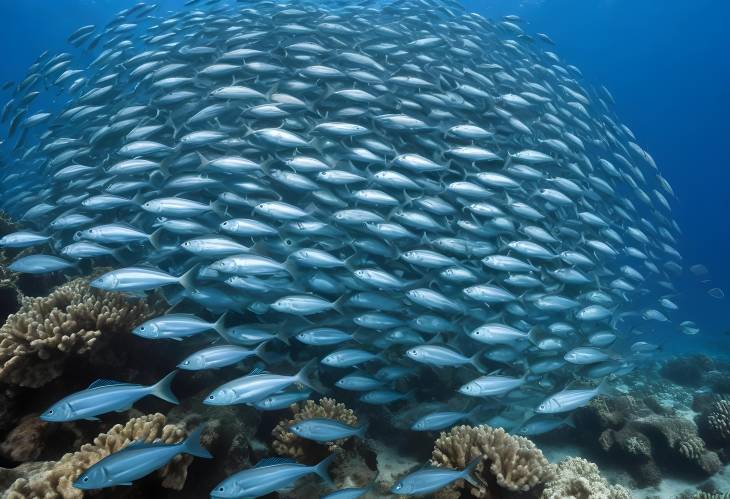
[598,425,660,487]
[272,397,359,462]
[0,415,50,462]
[635,415,722,477]
[0,277,161,387]
[4,413,195,498]
[541,457,631,499]
[430,424,554,498]
[709,401,730,437]
[660,355,713,387]
[699,399,730,446]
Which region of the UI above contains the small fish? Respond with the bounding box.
[177,342,269,370]
[74,425,211,489]
[289,417,367,442]
[210,454,334,498]
[41,371,178,421]
[536,380,609,414]
[8,254,74,274]
[391,458,481,495]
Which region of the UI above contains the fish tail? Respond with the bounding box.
[212,312,228,338]
[181,424,212,459]
[295,358,329,394]
[313,453,336,486]
[355,417,369,439]
[148,227,162,250]
[596,378,611,396]
[150,370,179,404]
[177,264,199,290]
[469,349,487,374]
[461,457,483,488]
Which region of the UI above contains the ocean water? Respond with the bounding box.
[0,1,729,498]
[2,0,727,347]
[464,0,730,355]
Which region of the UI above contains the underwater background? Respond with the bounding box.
[0,0,728,498]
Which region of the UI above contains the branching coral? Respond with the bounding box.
[541,457,631,499]
[5,413,194,498]
[272,397,358,462]
[0,277,161,387]
[430,424,554,498]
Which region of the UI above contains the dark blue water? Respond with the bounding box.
[1,0,728,353]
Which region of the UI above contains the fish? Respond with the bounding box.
[210,454,334,498]
[74,425,211,489]
[288,417,367,442]
[391,458,481,495]
[536,380,609,413]
[41,371,178,421]
[205,361,324,405]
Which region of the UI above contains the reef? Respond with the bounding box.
[698,399,730,455]
[541,457,631,499]
[431,424,554,498]
[0,277,162,388]
[3,413,196,498]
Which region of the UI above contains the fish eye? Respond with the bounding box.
[83,477,89,482]
[222,221,228,226]
[218,487,224,492]
[183,360,190,365]
[285,239,292,245]
[209,395,215,400]
[48,409,54,414]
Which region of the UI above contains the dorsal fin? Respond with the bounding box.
[88,379,133,389]
[254,457,297,468]
[246,367,267,376]
[124,440,160,451]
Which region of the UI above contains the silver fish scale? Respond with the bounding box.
[0,0,688,489]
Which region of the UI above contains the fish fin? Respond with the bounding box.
[596,378,612,396]
[212,312,228,338]
[255,456,296,468]
[148,227,162,250]
[527,327,541,346]
[150,370,179,404]
[181,424,212,459]
[210,199,227,218]
[84,417,100,421]
[332,295,348,315]
[125,440,160,450]
[295,358,329,394]
[469,349,487,374]
[563,414,576,428]
[355,417,369,439]
[461,457,483,488]
[177,264,199,290]
[313,453,336,486]
[246,366,268,376]
[253,340,274,362]
[88,378,130,389]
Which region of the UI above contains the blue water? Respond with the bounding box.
[1,0,728,353]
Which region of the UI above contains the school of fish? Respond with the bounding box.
[0,0,691,495]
